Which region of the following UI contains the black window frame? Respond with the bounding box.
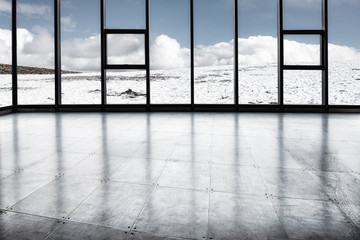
[1,0,359,114]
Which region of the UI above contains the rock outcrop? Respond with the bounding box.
[0,64,81,75]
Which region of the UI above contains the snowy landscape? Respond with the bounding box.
[1,60,360,107]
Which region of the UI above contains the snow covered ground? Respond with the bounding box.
[1,61,360,107]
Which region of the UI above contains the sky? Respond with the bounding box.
[0,0,359,71]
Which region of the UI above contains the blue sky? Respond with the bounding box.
[0,0,359,72]
[0,0,359,49]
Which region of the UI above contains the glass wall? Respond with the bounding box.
[282,0,323,106]
[238,0,278,105]
[283,0,322,30]
[107,34,145,65]
[0,0,12,107]
[1,0,359,109]
[105,0,146,105]
[284,35,321,66]
[194,0,234,104]
[284,70,322,105]
[329,0,360,105]
[106,0,145,29]
[17,0,54,105]
[150,0,190,104]
[106,70,146,104]
[61,0,101,104]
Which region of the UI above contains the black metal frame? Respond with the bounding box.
[1,0,359,115]
[278,0,329,109]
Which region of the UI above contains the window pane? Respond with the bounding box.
[106,0,145,29]
[106,70,146,104]
[17,0,54,105]
[238,0,278,105]
[284,35,321,66]
[329,0,360,105]
[61,0,101,104]
[283,0,322,30]
[107,34,145,65]
[0,0,12,107]
[284,70,322,105]
[194,0,234,104]
[150,0,190,104]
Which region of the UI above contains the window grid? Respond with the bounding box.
[2,0,358,113]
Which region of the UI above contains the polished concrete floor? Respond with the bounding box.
[0,112,359,239]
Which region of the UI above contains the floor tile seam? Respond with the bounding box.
[19,154,92,177]
[255,166,307,171]
[129,229,199,240]
[261,193,331,202]
[12,169,61,178]
[155,184,210,193]
[102,178,155,187]
[168,158,212,165]
[248,149,269,196]
[51,217,131,235]
[2,208,64,240]
[127,160,170,235]
[1,208,65,222]
[306,168,358,175]
[209,189,268,197]
[7,175,59,210]
[63,180,104,222]
[206,157,212,239]
[271,213,357,225]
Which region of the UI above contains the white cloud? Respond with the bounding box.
[1,27,360,72]
[0,28,11,64]
[61,16,77,32]
[0,0,11,13]
[17,27,54,68]
[0,0,51,16]
[61,35,100,72]
[150,35,190,69]
[18,2,51,16]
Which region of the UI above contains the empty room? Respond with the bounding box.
[0,0,360,239]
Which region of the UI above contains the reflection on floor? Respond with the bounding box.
[0,112,359,239]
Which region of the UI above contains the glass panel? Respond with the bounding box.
[61,0,101,104]
[284,70,322,105]
[283,0,322,30]
[150,0,190,104]
[0,0,12,107]
[194,0,234,104]
[329,0,360,105]
[17,0,54,105]
[107,34,145,65]
[238,0,278,105]
[106,70,146,104]
[284,35,321,65]
[106,0,145,29]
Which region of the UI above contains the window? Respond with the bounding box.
[107,34,145,65]
[17,0,54,105]
[61,0,101,104]
[106,70,146,104]
[283,0,322,30]
[106,0,145,29]
[238,0,278,105]
[329,0,360,105]
[0,0,12,107]
[284,70,322,105]
[194,0,234,104]
[284,35,321,66]
[150,0,190,104]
